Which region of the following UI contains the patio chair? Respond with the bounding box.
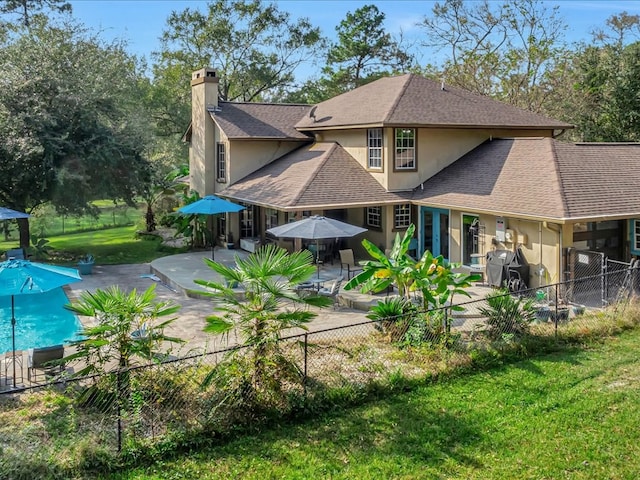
[27,345,64,382]
[5,248,26,260]
[318,276,344,309]
[339,249,363,279]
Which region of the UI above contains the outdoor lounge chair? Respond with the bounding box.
[5,248,26,260]
[318,276,344,309]
[339,249,363,279]
[27,345,64,382]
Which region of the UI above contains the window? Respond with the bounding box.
[265,208,278,230]
[240,203,255,238]
[367,128,383,169]
[366,206,382,228]
[216,142,226,181]
[394,128,415,170]
[394,204,411,229]
[217,214,227,239]
[634,220,640,252]
[286,212,297,223]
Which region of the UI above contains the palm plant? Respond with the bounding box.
[195,244,332,392]
[478,288,537,340]
[140,164,188,232]
[64,284,183,377]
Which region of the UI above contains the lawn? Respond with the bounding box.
[0,225,185,265]
[108,329,640,479]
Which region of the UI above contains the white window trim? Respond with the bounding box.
[393,204,411,229]
[216,142,226,182]
[394,128,416,170]
[367,128,383,169]
[366,206,382,228]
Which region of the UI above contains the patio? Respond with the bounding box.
[1,248,494,390]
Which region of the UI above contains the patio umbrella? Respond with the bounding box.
[178,195,245,260]
[267,215,367,277]
[0,208,30,257]
[0,207,30,221]
[0,259,81,388]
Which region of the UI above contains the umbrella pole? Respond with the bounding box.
[11,296,16,389]
[317,239,320,278]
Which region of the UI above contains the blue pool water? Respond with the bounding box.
[0,287,83,354]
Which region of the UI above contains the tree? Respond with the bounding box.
[152,0,322,136]
[63,284,183,377]
[0,0,70,26]
[196,245,331,394]
[140,164,188,233]
[418,0,568,113]
[283,4,414,103]
[567,13,640,141]
[0,18,153,248]
[324,5,413,92]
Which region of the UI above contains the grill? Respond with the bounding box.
[485,248,530,292]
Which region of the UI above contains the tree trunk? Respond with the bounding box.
[17,218,30,251]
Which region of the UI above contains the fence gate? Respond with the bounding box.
[565,248,605,307]
[566,248,637,307]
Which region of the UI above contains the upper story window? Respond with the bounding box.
[216,142,226,182]
[366,206,382,228]
[394,128,416,170]
[367,128,383,169]
[394,204,411,229]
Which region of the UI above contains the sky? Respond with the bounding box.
[67,0,640,78]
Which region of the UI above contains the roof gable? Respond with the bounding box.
[296,74,573,131]
[412,138,567,219]
[212,102,313,140]
[220,142,411,209]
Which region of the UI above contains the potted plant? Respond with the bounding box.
[77,254,95,275]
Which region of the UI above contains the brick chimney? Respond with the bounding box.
[189,67,219,195]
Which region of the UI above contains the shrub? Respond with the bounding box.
[478,288,536,339]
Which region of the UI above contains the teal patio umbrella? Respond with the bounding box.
[0,207,30,221]
[0,259,81,388]
[178,195,245,260]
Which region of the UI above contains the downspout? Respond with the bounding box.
[543,221,562,284]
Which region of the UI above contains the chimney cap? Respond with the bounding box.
[191,67,219,86]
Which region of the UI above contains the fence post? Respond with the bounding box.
[554,283,559,339]
[303,333,308,399]
[116,370,123,453]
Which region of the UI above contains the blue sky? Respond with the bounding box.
[68,0,640,76]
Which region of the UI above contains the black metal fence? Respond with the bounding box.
[2,265,640,469]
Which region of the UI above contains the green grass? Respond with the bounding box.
[107,330,640,479]
[0,225,184,265]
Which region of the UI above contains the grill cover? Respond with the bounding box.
[485,249,530,289]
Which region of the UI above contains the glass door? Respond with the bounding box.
[421,207,450,258]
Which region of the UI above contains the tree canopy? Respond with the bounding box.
[152,0,322,136]
[0,0,70,26]
[0,18,153,245]
[283,4,415,103]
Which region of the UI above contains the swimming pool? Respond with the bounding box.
[0,287,83,354]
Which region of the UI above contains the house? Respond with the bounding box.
[186,67,640,288]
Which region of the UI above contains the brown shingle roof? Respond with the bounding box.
[296,74,573,130]
[412,138,640,221]
[220,142,412,209]
[554,142,640,219]
[211,102,313,140]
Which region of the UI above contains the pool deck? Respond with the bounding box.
[1,248,493,391]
